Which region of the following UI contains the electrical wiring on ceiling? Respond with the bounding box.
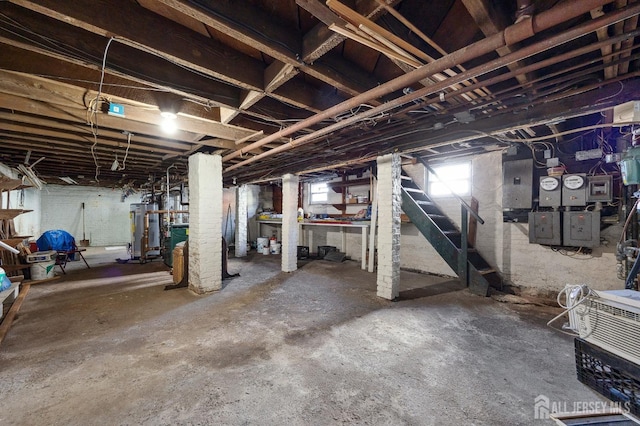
[88,36,115,183]
[31,74,172,91]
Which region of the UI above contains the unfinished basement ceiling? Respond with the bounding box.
[0,0,639,188]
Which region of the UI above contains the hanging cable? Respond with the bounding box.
[89,37,115,182]
[119,131,133,171]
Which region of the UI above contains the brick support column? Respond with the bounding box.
[281,174,299,272]
[235,185,248,257]
[376,153,401,300]
[188,153,222,294]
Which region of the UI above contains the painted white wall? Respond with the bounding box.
[220,185,260,246]
[40,185,131,246]
[287,153,624,293]
[222,187,236,243]
[0,163,40,238]
[12,188,41,238]
[403,152,623,293]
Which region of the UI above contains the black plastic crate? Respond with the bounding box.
[317,245,337,258]
[575,338,640,416]
[297,246,309,259]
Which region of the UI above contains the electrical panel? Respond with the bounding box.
[562,174,587,206]
[539,176,561,207]
[503,159,533,209]
[528,212,561,245]
[586,175,613,202]
[563,211,600,248]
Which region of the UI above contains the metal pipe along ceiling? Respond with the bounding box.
[225,1,640,174]
[221,0,616,170]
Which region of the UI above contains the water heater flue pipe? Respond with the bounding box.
[166,164,177,223]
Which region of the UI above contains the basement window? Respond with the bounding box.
[427,162,471,197]
[309,182,329,204]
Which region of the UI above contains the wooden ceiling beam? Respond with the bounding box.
[0,124,181,157]
[0,70,257,145]
[0,44,238,125]
[0,85,201,147]
[0,111,190,153]
[2,2,351,118]
[7,0,265,91]
[461,0,529,85]
[155,0,377,99]
[155,0,301,64]
[0,135,166,165]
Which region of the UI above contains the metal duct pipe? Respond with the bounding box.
[222,0,614,165]
[225,1,640,174]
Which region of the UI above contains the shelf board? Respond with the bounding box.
[328,178,370,193]
[331,203,369,210]
[0,209,33,220]
[0,264,30,273]
[0,176,23,192]
[1,237,31,248]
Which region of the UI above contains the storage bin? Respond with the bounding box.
[575,338,640,416]
[297,246,309,259]
[317,245,337,258]
[26,250,58,263]
[30,261,56,280]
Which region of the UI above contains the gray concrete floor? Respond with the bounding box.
[0,247,605,425]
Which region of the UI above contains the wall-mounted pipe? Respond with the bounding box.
[222,0,615,167]
[225,2,640,174]
[166,164,176,223]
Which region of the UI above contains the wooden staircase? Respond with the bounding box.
[400,172,501,296]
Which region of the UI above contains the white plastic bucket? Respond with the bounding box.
[271,243,281,254]
[257,237,269,253]
[262,246,270,255]
[30,260,55,280]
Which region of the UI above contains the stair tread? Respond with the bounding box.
[403,187,423,192]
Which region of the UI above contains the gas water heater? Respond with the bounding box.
[130,203,160,259]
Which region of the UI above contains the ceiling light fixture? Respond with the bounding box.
[160,111,178,134]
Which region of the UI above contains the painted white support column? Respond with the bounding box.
[235,185,248,257]
[281,174,299,272]
[188,153,223,294]
[376,153,401,300]
[368,177,378,273]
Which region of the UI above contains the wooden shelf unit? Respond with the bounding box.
[328,178,370,193]
[326,175,371,215]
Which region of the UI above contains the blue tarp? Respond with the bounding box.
[37,230,76,252]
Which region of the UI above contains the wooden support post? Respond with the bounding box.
[0,283,30,347]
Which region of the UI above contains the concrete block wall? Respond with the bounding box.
[40,185,130,246]
[188,153,222,294]
[3,188,40,239]
[401,151,623,293]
